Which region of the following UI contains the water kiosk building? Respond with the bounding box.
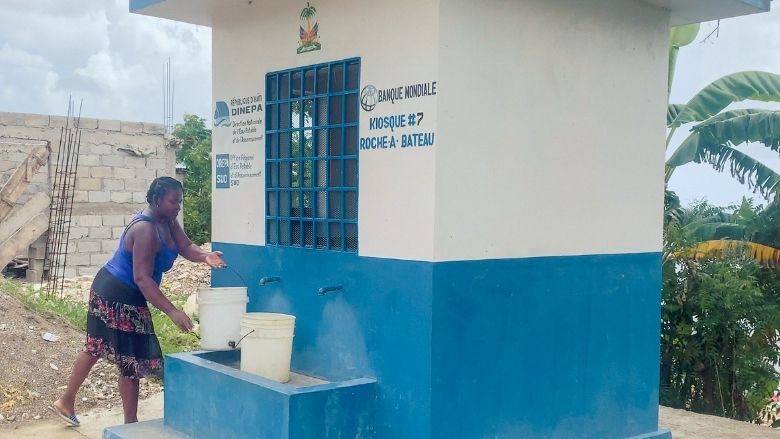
[107,1,772,438]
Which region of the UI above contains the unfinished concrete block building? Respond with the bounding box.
[0,111,178,280]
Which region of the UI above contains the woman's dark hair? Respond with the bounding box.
[146,176,183,206]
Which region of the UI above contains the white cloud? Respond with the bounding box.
[0,44,52,70]
[0,0,211,123]
[76,50,153,92]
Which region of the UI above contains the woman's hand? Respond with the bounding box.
[168,309,194,332]
[204,251,226,268]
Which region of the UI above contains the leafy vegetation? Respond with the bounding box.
[661,199,780,421]
[172,114,213,245]
[0,278,198,355]
[660,24,780,421]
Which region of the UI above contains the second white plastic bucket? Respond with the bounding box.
[197,287,248,351]
[239,312,295,382]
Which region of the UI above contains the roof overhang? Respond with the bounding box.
[642,0,771,26]
[129,0,771,27]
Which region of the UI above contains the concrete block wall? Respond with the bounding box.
[0,112,177,278]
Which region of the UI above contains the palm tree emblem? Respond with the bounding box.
[297,2,321,54]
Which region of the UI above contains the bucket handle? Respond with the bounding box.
[228,329,255,349]
[222,265,250,288]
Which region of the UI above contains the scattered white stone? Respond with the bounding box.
[82,397,88,402]
[49,363,59,371]
[33,415,41,420]
[41,332,60,342]
[28,325,34,330]
[31,349,37,354]
[0,414,5,421]
[57,385,67,390]
[0,324,6,331]
[7,415,15,421]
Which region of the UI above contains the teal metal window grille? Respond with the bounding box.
[265,58,359,251]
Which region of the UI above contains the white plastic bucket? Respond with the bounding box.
[239,312,296,382]
[196,287,248,351]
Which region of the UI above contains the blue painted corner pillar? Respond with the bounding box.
[430,252,664,438]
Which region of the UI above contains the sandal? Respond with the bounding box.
[48,404,80,427]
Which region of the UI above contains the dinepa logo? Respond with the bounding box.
[214,101,230,127]
[360,85,378,112]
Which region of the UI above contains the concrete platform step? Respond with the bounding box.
[103,419,190,439]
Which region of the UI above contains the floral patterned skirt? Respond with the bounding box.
[84,268,163,379]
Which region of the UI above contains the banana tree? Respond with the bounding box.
[665,25,780,198]
[665,197,780,268]
[678,240,780,268]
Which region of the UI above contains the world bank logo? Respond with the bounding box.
[360,85,378,112]
[214,101,230,127]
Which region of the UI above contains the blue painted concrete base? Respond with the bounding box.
[102,419,189,439]
[627,429,673,439]
[103,419,672,439]
[104,350,377,439]
[103,420,673,439]
[166,350,376,438]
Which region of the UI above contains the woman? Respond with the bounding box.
[49,176,225,426]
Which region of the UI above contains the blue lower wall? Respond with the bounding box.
[211,243,664,438]
[431,252,663,438]
[212,243,433,438]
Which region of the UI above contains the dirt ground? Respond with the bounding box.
[660,406,780,438]
[0,246,210,431]
[0,288,162,430]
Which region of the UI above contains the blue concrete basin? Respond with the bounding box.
[162,350,377,438]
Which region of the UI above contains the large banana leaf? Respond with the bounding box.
[675,239,780,268]
[670,72,780,127]
[682,221,745,242]
[666,110,780,196]
[695,109,780,148]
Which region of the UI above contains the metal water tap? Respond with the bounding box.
[318,285,343,296]
[259,276,281,286]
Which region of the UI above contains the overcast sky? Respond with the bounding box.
[0,0,211,125]
[0,1,778,208]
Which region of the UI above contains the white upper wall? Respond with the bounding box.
[433,0,669,261]
[134,0,769,262]
[210,0,439,260]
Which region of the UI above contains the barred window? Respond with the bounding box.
[265,59,359,251]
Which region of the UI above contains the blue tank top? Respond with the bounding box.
[104,212,179,290]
